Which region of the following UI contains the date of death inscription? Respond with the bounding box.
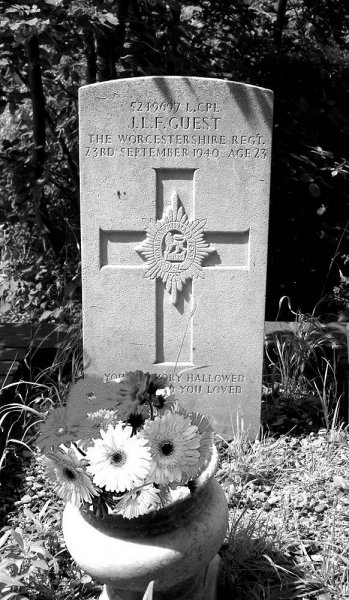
[103,372,245,395]
[85,133,268,160]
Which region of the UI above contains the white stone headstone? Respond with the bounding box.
[79,76,273,438]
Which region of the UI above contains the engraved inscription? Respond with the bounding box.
[227,135,267,160]
[85,131,267,160]
[129,115,222,130]
[99,167,249,365]
[135,190,215,305]
[129,101,221,113]
[103,372,245,395]
[84,97,269,160]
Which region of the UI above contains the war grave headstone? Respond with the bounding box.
[79,76,273,438]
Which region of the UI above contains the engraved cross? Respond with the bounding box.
[99,168,249,367]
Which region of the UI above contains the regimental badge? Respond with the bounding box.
[135,191,215,305]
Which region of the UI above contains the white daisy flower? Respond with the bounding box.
[142,411,200,485]
[86,423,151,492]
[116,484,162,519]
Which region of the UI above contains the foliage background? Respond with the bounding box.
[0,0,348,322]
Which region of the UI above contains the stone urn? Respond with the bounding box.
[62,445,229,600]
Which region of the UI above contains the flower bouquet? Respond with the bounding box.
[37,371,214,520]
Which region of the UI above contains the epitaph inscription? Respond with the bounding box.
[104,371,245,396]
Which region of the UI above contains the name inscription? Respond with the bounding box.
[103,372,245,396]
[84,98,269,160]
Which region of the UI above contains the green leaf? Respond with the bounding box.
[38,310,54,322]
[4,596,29,600]
[317,204,327,216]
[38,499,51,521]
[309,183,321,198]
[300,173,313,183]
[23,508,42,533]
[104,13,119,25]
[333,475,349,490]
[10,530,24,550]
[29,543,52,559]
[29,559,49,571]
[142,580,154,600]
[8,23,22,31]
[0,530,12,550]
[0,571,24,587]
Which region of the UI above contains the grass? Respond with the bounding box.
[217,429,349,599]
[0,321,83,469]
[1,310,349,599]
[2,426,349,599]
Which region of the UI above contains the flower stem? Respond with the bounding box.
[147,399,154,420]
[73,442,86,457]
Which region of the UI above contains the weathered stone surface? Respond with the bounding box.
[79,76,273,437]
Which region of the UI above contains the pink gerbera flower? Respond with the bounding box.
[142,411,200,485]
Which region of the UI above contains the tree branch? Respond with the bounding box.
[274,0,288,49]
[24,32,62,256]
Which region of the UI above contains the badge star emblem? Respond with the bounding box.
[135,191,215,305]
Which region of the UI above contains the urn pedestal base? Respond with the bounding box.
[100,554,221,600]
